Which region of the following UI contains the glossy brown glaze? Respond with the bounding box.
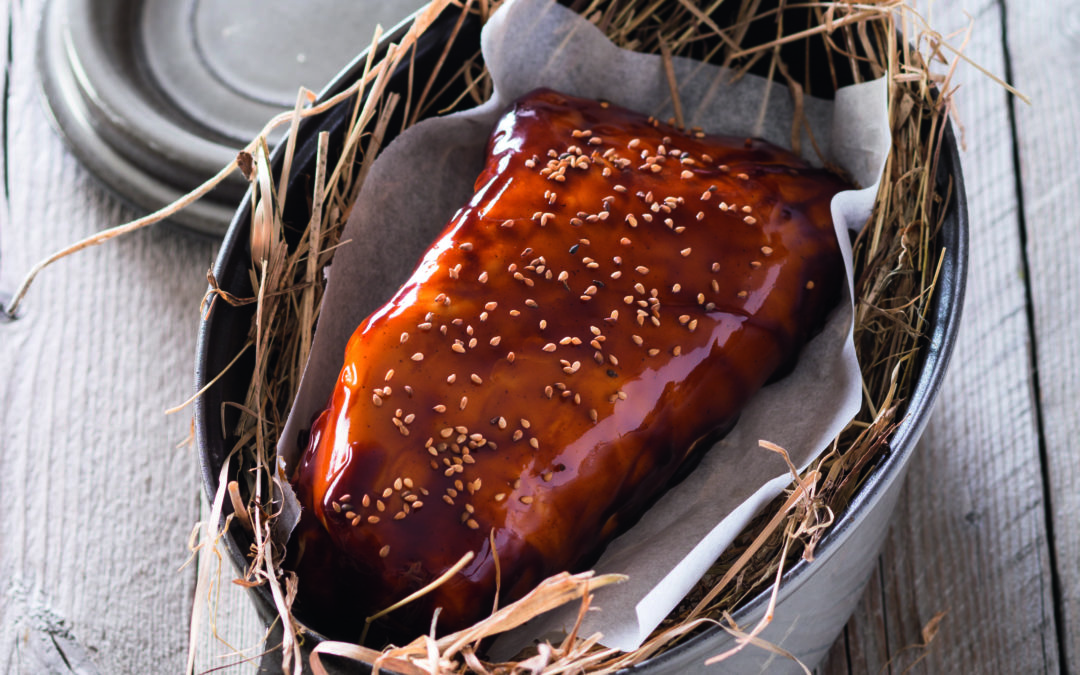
[289,88,850,642]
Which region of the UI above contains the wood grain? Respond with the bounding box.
[1004,0,1080,670]
[0,1,218,673]
[821,0,1061,672]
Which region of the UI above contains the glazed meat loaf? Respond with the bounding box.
[288,88,849,641]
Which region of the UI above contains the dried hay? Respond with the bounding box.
[0,0,1003,673]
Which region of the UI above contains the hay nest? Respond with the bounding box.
[173,0,984,672]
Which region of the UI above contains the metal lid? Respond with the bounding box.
[37,0,428,236]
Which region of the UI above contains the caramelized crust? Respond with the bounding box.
[289,88,849,640]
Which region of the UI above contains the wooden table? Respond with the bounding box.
[1,1,1074,672]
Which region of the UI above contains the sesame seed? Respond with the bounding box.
[542,343,557,352]
[466,519,480,530]
[681,248,692,257]
[507,352,516,363]
[479,271,489,283]
[452,342,466,354]
[460,396,468,410]
[632,334,644,346]
[367,516,380,524]
[737,172,750,180]
[434,404,446,413]
[471,374,483,384]
[490,336,502,346]
[738,290,749,299]
[525,299,538,308]
[744,216,757,225]
[376,500,386,512]
[520,496,534,504]
[372,394,383,407]
[411,353,424,361]
[400,332,409,344]
[806,281,816,289]
[680,170,694,179]
[761,246,774,256]
[539,319,548,329]
[447,374,457,384]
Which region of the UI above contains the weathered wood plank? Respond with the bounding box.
[0,1,217,673]
[1004,0,1080,671]
[828,1,1060,673]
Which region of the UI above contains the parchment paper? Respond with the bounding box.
[278,0,889,654]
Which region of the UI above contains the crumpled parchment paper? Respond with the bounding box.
[278,0,889,653]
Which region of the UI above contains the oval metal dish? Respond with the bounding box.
[195,5,967,673]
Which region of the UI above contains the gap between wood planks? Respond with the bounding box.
[997,0,1069,671]
[0,0,13,317]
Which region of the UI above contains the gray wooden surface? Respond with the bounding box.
[1,0,1075,673]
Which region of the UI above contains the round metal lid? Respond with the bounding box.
[37,0,428,236]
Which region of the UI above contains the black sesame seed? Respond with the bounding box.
[606,369,618,378]
[569,244,580,255]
